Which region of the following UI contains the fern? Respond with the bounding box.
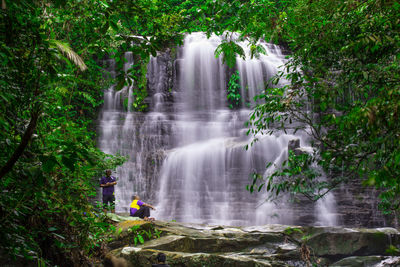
[215,40,245,68]
[78,92,97,107]
[50,39,87,71]
[249,43,267,59]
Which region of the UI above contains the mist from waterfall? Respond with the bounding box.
[97,32,337,226]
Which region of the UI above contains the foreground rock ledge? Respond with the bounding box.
[106,214,400,267]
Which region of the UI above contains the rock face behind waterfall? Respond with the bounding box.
[106,216,400,267]
[287,139,393,227]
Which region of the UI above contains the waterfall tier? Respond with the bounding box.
[97,33,391,227]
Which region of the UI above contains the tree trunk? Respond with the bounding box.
[0,109,40,179]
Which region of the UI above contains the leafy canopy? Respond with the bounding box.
[248,0,400,216]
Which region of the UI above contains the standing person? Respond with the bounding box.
[100,169,117,213]
[152,252,170,267]
[130,195,155,221]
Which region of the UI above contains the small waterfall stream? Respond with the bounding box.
[98,32,337,226]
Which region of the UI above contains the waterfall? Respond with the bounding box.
[98,32,338,226]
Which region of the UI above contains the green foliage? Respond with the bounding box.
[0,0,182,265]
[127,224,162,246]
[249,43,267,59]
[49,40,88,71]
[301,234,312,242]
[248,151,333,202]
[131,57,150,112]
[117,56,149,112]
[283,227,303,236]
[106,0,185,99]
[129,225,145,246]
[247,0,400,216]
[215,39,245,68]
[385,245,400,256]
[227,71,242,109]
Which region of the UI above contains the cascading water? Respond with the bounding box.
[98,32,338,226]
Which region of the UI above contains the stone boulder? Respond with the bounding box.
[288,138,310,156]
[105,217,400,267]
[330,256,399,267]
[302,227,399,259]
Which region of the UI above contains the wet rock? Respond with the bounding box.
[106,219,400,266]
[330,255,385,267]
[375,256,400,266]
[107,215,154,250]
[275,243,298,254]
[288,138,309,156]
[302,227,400,258]
[103,254,131,267]
[288,139,300,151]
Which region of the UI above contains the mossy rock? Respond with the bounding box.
[106,213,141,223]
[330,255,385,266]
[116,219,149,231]
[106,221,400,267]
[114,248,300,267]
[108,220,160,250]
[138,235,264,253]
[305,228,395,258]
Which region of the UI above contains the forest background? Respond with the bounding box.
[1,0,399,265]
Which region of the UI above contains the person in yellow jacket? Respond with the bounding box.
[130,195,156,221]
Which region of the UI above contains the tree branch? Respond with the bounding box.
[0,109,41,179]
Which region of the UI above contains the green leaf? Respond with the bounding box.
[42,156,58,172]
[138,234,144,244]
[49,40,87,71]
[215,40,245,68]
[109,20,119,31]
[61,156,75,171]
[258,183,264,192]
[115,76,126,91]
[99,1,109,8]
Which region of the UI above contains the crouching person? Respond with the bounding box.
[130,195,155,221]
[152,252,170,267]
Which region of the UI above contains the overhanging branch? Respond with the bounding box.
[0,109,40,179]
